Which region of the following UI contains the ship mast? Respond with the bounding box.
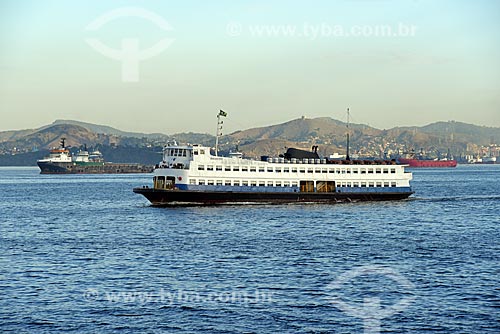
[215,110,227,156]
[346,108,350,161]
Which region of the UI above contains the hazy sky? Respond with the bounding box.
[1,0,499,134]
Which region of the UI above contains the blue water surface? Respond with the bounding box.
[1,165,499,333]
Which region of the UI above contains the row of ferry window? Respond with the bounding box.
[167,149,189,157]
[189,179,397,187]
[197,165,397,174]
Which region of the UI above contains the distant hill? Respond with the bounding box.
[0,120,215,150]
[228,117,379,143]
[0,117,498,165]
[47,120,168,139]
[8,124,102,150]
[223,117,500,158]
[388,121,500,145]
[420,121,499,145]
[227,118,499,146]
[0,129,38,142]
[0,121,212,165]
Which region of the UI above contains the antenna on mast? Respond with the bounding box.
[346,108,350,161]
[215,110,227,156]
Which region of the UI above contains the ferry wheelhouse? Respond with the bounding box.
[133,142,414,206]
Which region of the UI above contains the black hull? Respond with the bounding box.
[37,162,153,174]
[133,188,414,206]
[37,161,71,174]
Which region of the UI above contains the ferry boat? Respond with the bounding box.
[134,112,413,205]
[37,138,153,174]
[133,142,414,205]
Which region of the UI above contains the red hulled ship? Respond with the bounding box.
[397,157,457,168]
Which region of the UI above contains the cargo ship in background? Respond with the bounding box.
[37,138,153,174]
[397,150,457,168]
[479,156,497,164]
[397,157,457,168]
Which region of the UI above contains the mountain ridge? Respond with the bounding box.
[0,118,498,164]
[47,120,168,139]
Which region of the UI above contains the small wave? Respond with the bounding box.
[27,321,56,326]
[412,195,500,203]
[180,305,197,311]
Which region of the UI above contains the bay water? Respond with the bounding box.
[1,166,499,333]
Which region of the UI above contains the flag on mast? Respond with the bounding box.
[218,110,227,117]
